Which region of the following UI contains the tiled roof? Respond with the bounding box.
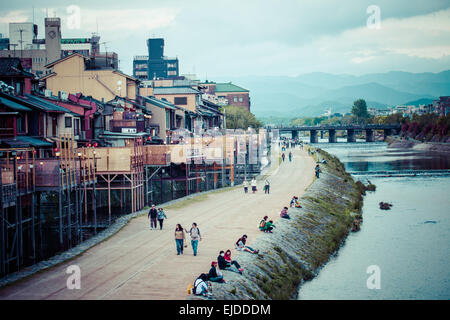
[214,82,249,93]
[142,96,176,110]
[0,94,32,111]
[0,58,34,77]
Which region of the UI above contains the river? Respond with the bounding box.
[297,139,450,300]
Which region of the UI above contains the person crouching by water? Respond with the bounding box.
[259,216,268,231]
[235,235,259,254]
[280,207,291,219]
[148,204,158,230]
[263,220,275,233]
[243,179,249,194]
[217,250,243,274]
[157,208,167,230]
[208,261,225,283]
[186,222,202,256]
[174,224,186,255]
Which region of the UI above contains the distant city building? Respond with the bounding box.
[432,96,450,116]
[0,18,117,77]
[0,33,9,50]
[199,81,250,112]
[132,38,179,80]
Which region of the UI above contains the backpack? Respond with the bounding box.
[193,278,205,296]
[259,220,266,229]
[187,283,194,294]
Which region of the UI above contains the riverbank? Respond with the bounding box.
[0,147,315,299]
[386,136,450,153]
[210,148,366,300]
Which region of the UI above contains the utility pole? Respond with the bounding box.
[10,44,18,57]
[18,28,27,59]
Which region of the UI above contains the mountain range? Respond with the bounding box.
[214,70,450,117]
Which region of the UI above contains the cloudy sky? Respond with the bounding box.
[1,0,449,78]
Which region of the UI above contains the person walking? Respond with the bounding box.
[264,179,270,194]
[243,179,249,194]
[251,178,257,194]
[315,164,320,178]
[174,224,186,255]
[288,151,292,162]
[186,222,202,256]
[148,205,158,230]
[157,207,167,230]
[282,153,285,162]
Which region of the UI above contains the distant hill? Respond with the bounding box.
[401,98,435,106]
[215,70,448,117]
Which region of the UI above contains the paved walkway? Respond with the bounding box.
[0,146,315,300]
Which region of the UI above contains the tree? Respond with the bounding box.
[220,105,263,130]
[351,99,370,123]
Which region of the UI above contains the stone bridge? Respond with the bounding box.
[267,124,402,143]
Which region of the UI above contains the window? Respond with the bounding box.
[239,97,243,102]
[174,97,187,105]
[233,97,237,102]
[17,115,25,133]
[65,116,72,128]
[167,70,177,76]
[74,118,80,135]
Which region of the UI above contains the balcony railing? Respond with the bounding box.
[0,127,14,137]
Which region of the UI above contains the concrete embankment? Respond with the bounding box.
[211,148,365,300]
[386,136,450,153]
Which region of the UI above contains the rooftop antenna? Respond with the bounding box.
[17,28,28,58]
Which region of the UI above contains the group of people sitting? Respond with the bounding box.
[258,205,294,233]
[290,196,302,208]
[191,235,259,297]
[259,216,276,233]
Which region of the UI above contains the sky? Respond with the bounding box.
[0,0,449,79]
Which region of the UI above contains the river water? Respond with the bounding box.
[297,140,450,300]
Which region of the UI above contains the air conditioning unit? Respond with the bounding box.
[44,89,52,97]
[60,91,68,101]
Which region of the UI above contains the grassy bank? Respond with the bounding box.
[210,148,367,300]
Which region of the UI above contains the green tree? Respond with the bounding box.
[221,105,263,130]
[351,99,370,123]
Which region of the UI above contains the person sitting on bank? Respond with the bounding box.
[218,250,243,274]
[263,220,276,233]
[193,273,210,296]
[290,196,296,208]
[280,207,291,219]
[208,261,225,283]
[259,216,268,231]
[235,235,259,254]
[293,196,302,208]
